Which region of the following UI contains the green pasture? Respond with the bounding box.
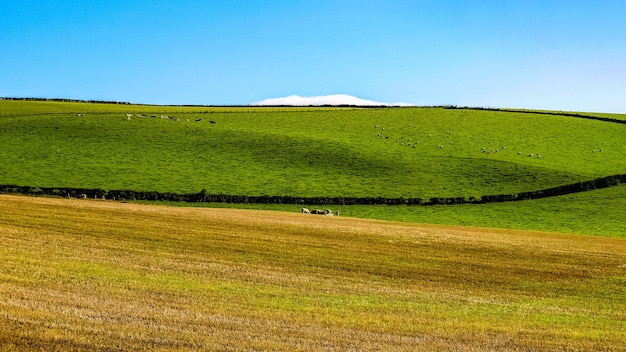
[148,184,626,238]
[1,100,625,200]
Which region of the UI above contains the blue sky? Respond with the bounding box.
[1,1,625,112]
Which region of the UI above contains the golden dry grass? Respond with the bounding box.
[1,194,625,351]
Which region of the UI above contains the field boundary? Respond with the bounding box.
[1,173,624,206]
[438,105,626,125]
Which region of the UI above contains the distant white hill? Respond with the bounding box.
[252,94,413,106]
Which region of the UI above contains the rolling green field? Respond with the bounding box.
[1,100,625,200]
[1,195,625,351]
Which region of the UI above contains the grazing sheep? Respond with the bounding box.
[196,118,202,122]
[301,208,310,214]
[209,120,216,124]
[335,210,340,216]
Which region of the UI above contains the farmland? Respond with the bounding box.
[1,100,625,201]
[1,195,625,351]
[1,100,625,350]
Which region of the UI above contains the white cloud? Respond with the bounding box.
[251,94,413,106]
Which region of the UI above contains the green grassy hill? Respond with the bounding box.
[1,100,624,199]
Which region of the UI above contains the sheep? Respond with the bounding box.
[301,208,310,214]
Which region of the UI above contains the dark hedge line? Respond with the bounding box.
[1,97,132,105]
[1,174,624,206]
[437,105,626,125]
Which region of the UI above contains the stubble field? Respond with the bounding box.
[1,195,624,351]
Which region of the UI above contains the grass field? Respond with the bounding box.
[152,183,626,238]
[1,195,625,351]
[2,100,625,199]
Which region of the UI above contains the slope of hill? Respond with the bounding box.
[1,195,624,351]
[1,100,624,200]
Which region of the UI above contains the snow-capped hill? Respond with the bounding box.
[252,94,412,106]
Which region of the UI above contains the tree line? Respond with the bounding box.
[1,173,624,206]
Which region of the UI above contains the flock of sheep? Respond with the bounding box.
[301,208,339,216]
[374,124,547,157]
[374,124,605,158]
[123,113,216,124]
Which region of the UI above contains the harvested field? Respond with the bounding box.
[1,195,625,351]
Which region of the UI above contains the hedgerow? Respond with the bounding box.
[2,173,623,206]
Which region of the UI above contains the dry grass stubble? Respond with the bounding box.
[1,195,625,351]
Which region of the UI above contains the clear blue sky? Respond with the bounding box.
[2,1,625,112]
